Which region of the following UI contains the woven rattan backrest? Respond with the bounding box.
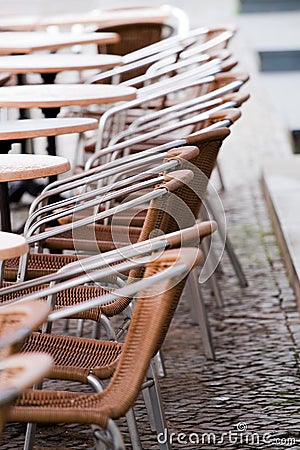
[193,72,249,101]
[98,22,174,56]
[125,133,226,286]
[167,129,230,224]
[97,248,202,417]
[137,127,229,243]
[100,169,194,316]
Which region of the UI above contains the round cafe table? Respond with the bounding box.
[0,154,70,232]
[0,230,29,283]
[0,7,170,31]
[0,117,98,213]
[0,31,119,55]
[0,83,136,155]
[0,15,40,32]
[0,117,98,148]
[0,53,123,84]
[0,84,136,109]
[0,231,28,261]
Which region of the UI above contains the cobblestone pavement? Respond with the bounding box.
[2,1,300,449]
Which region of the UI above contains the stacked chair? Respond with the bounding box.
[1,10,250,450]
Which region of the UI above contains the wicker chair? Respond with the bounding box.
[6,248,203,450]
[14,222,213,376]
[9,224,211,377]
[87,26,235,87]
[85,66,244,153]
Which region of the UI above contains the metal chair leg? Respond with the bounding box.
[76,318,84,337]
[125,408,143,450]
[144,364,171,450]
[152,350,167,378]
[206,196,248,288]
[187,270,215,360]
[201,237,223,308]
[23,423,36,450]
[93,419,125,450]
[142,384,156,432]
[23,381,42,450]
[224,234,248,287]
[215,161,226,192]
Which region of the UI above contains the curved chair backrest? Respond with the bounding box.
[95,168,203,318]
[104,129,229,305]
[135,127,229,247]
[4,249,201,441]
[90,247,203,419]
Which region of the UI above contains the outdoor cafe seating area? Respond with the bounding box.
[0,4,252,449]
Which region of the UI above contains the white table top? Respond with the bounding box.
[39,7,170,28]
[0,15,40,32]
[0,54,123,74]
[0,231,28,259]
[0,83,137,108]
[0,154,70,182]
[0,118,98,140]
[0,7,170,31]
[0,31,119,55]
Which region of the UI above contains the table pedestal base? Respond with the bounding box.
[0,182,12,232]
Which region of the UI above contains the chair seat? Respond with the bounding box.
[44,223,142,252]
[3,252,80,281]
[1,280,127,321]
[22,332,122,382]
